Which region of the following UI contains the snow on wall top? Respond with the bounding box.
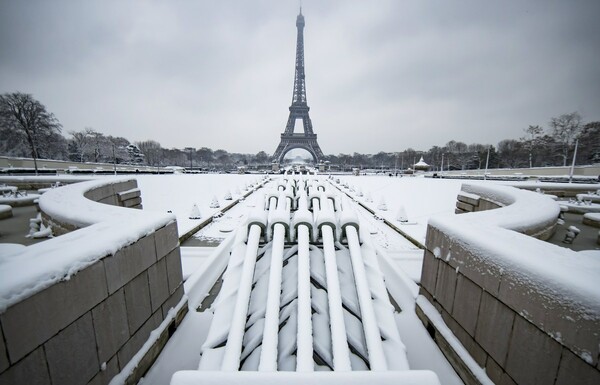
[460,183,560,233]
[429,183,600,318]
[0,178,175,313]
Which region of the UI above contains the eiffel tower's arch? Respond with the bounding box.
[277,143,319,164]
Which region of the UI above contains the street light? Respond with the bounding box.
[184,147,195,172]
[569,139,579,184]
[484,146,491,181]
[441,153,444,173]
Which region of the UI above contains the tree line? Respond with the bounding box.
[1,92,598,172]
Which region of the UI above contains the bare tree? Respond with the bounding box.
[136,140,162,166]
[0,92,62,174]
[520,125,544,168]
[69,127,97,162]
[498,139,527,168]
[550,112,582,166]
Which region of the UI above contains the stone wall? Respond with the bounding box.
[454,186,556,240]
[43,180,142,236]
[0,179,186,385]
[455,191,502,214]
[418,185,600,385]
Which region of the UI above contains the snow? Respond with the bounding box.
[458,183,559,233]
[180,247,214,280]
[576,192,600,203]
[170,371,441,385]
[0,204,11,213]
[0,243,26,256]
[188,204,201,219]
[583,212,600,222]
[9,173,597,383]
[136,174,264,236]
[334,176,463,245]
[416,296,494,385]
[110,295,188,385]
[560,200,600,213]
[428,183,600,328]
[259,224,286,371]
[321,225,352,371]
[0,185,17,193]
[0,178,174,313]
[0,193,40,205]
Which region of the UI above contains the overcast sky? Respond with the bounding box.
[1,0,599,155]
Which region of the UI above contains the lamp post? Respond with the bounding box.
[484,146,491,181]
[184,147,195,172]
[112,143,117,176]
[569,139,579,184]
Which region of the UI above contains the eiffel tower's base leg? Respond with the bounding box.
[273,135,324,164]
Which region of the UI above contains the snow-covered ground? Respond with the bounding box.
[332,176,464,245]
[136,174,265,236]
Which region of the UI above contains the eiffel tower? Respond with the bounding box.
[273,8,324,163]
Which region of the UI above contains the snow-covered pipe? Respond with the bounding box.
[296,224,313,372]
[259,222,286,371]
[284,189,295,211]
[267,195,278,230]
[316,204,337,241]
[247,208,268,243]
[322,225,351,371]
[270,192,291,241]
[221,224,263,371]
[308,190,320,210]
[339,201,360,243]
[345,225,387,371]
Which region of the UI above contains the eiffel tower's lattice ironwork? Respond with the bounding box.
[273,9,324,163]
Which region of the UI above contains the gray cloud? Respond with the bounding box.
[1,0,599,155]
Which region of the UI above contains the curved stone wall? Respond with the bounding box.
[0,178,186,385]
[418,183,600,385]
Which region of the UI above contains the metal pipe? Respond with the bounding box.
[322,225,352,371]
[259,223,286,371]
[345,226,387,370]
[221,225,263,371]
[296,224,313,371]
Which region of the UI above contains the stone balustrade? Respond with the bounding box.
[0,178,186,385]
[419,183,600,385]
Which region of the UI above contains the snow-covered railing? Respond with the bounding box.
[0,178,186,385]
[418,183,600,385]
